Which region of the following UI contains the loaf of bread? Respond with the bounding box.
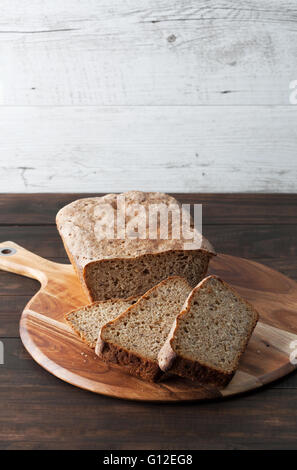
[158,275,259,387]
[96,276,193,382]
[65,297,138,348]
[56,191,215,301]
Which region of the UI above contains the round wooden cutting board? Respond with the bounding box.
[1,240,297,402]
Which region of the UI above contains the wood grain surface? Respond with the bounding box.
[1,0,296,106]
[0,1,296,193]
[1,194,297,449]
[0,239,296,402]
[0,106,296,193]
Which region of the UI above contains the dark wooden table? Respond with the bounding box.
[1,193,297,450]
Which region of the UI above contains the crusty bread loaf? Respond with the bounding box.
[96,276,193,382]
[158,275,259,387]
[56,191,215,301]
[65,297,138,348]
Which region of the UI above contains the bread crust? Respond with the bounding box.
[56,191,215,261]
[98,341,163,382]
[158,275,259,388]
[166,355,234,387]
[56,191,215,301]
[96,276,192,382]
[58,230,91,300]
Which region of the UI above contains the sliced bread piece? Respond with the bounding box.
[95,276,192,382]
[158,275,259,387]
[65,297,138,348]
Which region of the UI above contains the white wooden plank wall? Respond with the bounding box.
[0,0,296,192]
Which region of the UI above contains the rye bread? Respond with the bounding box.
[96,276,192,382]
[65,297,138,348]
[56,191,215,301]
[158,275,259,387]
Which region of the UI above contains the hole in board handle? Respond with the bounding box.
[0,247,16,256]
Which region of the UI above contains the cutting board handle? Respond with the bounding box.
[0,241,58,287]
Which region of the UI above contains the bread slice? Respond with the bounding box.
[158,275,259,387]
[96,276,193,381]
[56,191,215,301]
[65,297,138,348]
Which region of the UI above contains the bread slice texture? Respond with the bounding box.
[158,275,259,388]
[96,276,193,382]
[65,297,138,349]
[56,191,215,301]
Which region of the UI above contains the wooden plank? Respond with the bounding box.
[249,258,297,283]
[0,1,296,106]
[1,339,297,449]
[0,226,67,258]
[1,194,297,225]
[200,194,297,225]
[0,193,80,225]
[204,225,297,260]
[0,271,42,297]
[0,296,30,337]
[0,106,296,193]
